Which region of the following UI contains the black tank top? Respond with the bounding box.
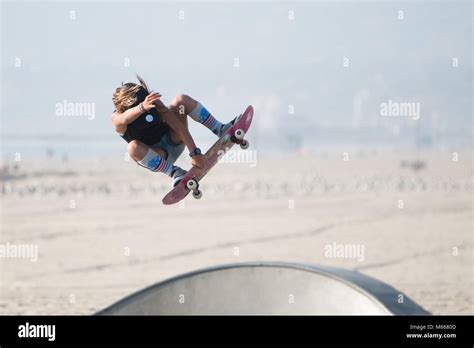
[120,108,170,146]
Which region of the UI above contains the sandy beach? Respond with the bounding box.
[0,149,472,315]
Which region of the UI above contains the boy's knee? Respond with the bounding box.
[127,140,143,158]
[171,94,188,105]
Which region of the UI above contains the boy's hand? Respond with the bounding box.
[191,154,207,169]
[143,92,162,111]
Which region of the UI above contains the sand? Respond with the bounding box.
[0,149,472,315]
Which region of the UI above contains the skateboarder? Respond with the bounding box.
[111,76,236,186]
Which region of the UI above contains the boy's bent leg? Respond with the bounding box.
[170,94,235,137]
[128,140,166,161]
[128,140,178,177]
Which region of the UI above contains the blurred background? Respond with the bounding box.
[0,0,472,315]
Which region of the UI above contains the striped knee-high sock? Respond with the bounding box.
[189,102,223,135]
[138,148,176,176]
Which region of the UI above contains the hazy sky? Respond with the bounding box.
[1,0,472,154]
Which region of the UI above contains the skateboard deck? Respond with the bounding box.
[162,105,254,205]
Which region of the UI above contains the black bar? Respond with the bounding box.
[0,315,472,346]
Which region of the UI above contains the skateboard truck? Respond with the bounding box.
[231,129,250,149]
[186,178,203,200]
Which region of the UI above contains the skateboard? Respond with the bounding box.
[162,105,254,205]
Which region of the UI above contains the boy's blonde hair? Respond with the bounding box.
[112,75,150,113]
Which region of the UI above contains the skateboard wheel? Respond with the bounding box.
[234,129,245,140]
[192,190,203,199]
[240,140,250,150]
[187,179,198,190]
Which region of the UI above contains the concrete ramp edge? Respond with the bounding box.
[96,262,429,315]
